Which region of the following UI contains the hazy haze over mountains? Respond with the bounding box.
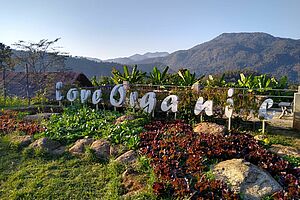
[104,52,169,64]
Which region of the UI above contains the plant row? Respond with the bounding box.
[91,65,290,91]
[0,111,44,135]
[42,106,149,149]
[139,120,299,199]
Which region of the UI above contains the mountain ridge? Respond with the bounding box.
[135,32,300,82]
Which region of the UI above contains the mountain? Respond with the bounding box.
[137,33,300,82]
[78,56,102,63]
[104,52,169,64]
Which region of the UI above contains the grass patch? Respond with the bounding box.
[0,133,155,199]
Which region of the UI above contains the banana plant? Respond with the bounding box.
[206,74,226,87]
[237,73,256,91]
[149,66,169,85]
[272,76,288,89]
[111,65,146,84]
[177,69,204,86]
[254,74,272,92]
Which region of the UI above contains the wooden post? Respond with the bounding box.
[293,87,300,130]
[25,64,30,106]
[1,62,6,105]
[262,120,265,134]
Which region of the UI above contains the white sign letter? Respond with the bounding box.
[55,82,63,101]
[129,91,139,108]
[259,98,274,120]
[140,92,156,113]
[110,84,126,107]
[225,88,234,118]
[67,88,79,102]
[161,95,179,113]
[194,97,213,116]
[92,89,102,105]
[80,89,91,103]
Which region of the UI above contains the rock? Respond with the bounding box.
[24,113,58,122]
[254,135,268,141]
[115,150,137,165]
[52,146,66,155]
[114,115,135,125]
[121,167,146,198]
[193,122,226,136]
[90,139,110,160]
[69,138,94,155]
[212,159,282,200]
[11,135,33,147]
[268,144,300,158]
[30,137,64,155]
[110,144,128,157]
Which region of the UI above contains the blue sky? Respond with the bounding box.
[0,0,299,59]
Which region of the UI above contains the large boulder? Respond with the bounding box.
[90,139,110,160]
[114,115,135,125]
[115,150,137,165]
[268,144,300,158]
[193,122,226,136]
[69,138,94,155]
[30,137,64,155]
[212,159,282,200]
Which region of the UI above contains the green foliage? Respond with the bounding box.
[91,75,114,86]
[111,65,146,84]
[105,117,148,149]
[282,155,300,167]
[149,66,169,85]
[0,96,28,108]
[205,74,226,87]
[177,69,203,86]
[237,73,256,90]
[42,106,120,143]
[237,73,289,91]
[42,107,148,149]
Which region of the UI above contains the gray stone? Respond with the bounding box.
[90,139,110,160]
[269,144,300,158]
[115,150,137,164]
[30,137,64,155]
[213,159,282,200]
[69,138,94,155]
[193,122,226,136]
[24,113,58,122]
[114,115,135,125]
[110,144,128,157]
[12,135,33,147]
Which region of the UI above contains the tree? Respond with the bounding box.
[13,38,68,104]
[13,38,68,73]
[0,43,13,102]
